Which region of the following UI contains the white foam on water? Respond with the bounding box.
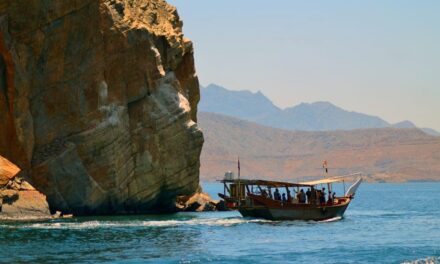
[318,216,342,223]
[401,257,440,264]
[3,218,272,230]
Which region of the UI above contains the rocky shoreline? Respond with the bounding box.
[0,180,226,220]
[0,156,69,220]
[0,176,52,220]
[176,189,229,212]
[1,154,224,220]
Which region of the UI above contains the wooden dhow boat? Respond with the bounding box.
[218,173,362,221]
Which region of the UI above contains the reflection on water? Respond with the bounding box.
[1,183,439,263]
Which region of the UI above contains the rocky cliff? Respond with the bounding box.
[0,0,203,215]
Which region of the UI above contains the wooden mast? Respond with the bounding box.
[237,156,241,207]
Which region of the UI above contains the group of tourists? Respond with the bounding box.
[267,187,337,205]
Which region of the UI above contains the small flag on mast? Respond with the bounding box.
[323,160,328,174]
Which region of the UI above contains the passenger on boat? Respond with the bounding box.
[306,188,312,203]
[327,192,332,204]
[320,188,326,205]
[310,186,317,204]
[327,194,333,205]
[327,198,333,205]
[316,190,321,205]
[282,193,287,202]
[287,189,292,202]
[262,189,268,198]
[298,189,306,203]
[274,188,281,201]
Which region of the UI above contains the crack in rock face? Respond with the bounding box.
[0,0,204,215]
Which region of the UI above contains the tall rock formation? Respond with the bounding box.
[0,0,203,215]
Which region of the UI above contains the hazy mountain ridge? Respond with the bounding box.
[263,101,390,131]
[391,121,440,136]
[198,84,280,122]
[198,112,440,182]
[200,84,440,136]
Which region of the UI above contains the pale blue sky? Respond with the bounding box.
[168,0,440,130]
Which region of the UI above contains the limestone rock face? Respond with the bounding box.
[0,0,203,215]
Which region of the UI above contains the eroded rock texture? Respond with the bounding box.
[0,0,203,215]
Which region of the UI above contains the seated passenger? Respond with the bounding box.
[327,196,333,205]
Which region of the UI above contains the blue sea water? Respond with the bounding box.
[0,182,439,264]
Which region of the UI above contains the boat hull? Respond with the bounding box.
[238,195,351,221]
[239,204,349,221]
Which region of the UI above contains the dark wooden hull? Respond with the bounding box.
[238,194,351,221]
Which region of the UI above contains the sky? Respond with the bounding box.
[168,0,440,131]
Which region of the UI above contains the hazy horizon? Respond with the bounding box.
[200,83,437,131]
[169,0,440,131]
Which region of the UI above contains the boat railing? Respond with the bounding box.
[246,192,351,207]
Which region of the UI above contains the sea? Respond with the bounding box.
[0,182,439,264]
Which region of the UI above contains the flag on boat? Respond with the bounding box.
[322,160,328,174]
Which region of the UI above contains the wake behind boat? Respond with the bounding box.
[219,174,362,221]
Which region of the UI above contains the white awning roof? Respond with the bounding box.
[299,173,362,186]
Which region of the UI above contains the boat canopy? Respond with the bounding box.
[299,173,362,186]
[219,179,311,188]
[219,173,362,187]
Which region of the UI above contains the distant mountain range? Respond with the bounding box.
[198,112,440,182]
[199,84,440,136]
